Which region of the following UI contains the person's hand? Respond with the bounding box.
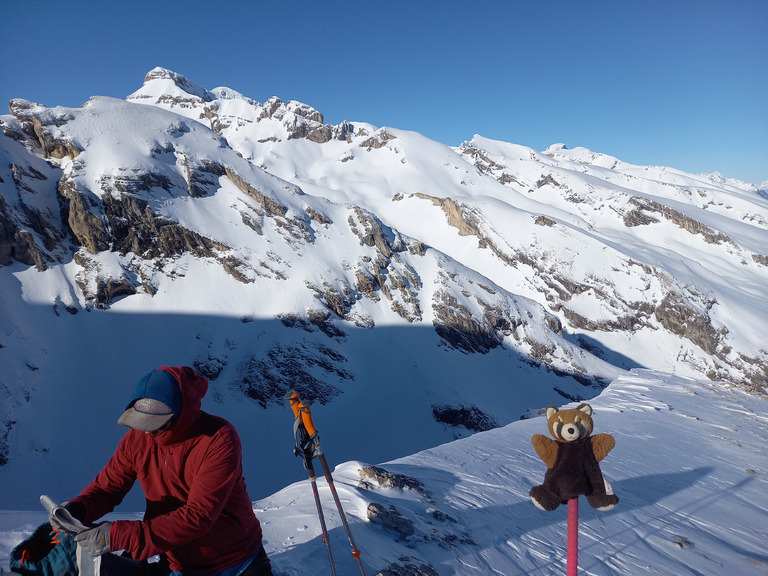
[48,501,72,532]
[48,501,87,534]
[74,522,111,556]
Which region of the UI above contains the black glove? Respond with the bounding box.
[74,522,111,557]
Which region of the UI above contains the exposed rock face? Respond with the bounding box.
[655,292,723,356]
[359,464,475,560]
[60,172,224,261]
[8,100,83,160]
[432,404,498,432]
[367,503,415,539]
[414,193,481,237]
[433,289,503,354]
[625,196,735,245]
[359,465,429,497]
[431,266,527,355]
[347,208,422,322]
[232,341,352,408]
[360,129,397,150]
[72,252,137,309]
[373,556,438,576]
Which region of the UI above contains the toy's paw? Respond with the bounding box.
[530,495,548,511]
[587,479,619,511]
[529,486,560,511]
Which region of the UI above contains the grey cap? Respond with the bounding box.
[117,398,174,432]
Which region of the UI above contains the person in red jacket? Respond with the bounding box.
[51,366,273,576]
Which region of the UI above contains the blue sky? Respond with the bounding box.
[1,0,766,185]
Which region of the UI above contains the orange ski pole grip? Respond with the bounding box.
[299,401,318,437]
[286,391,318,436]
[287,391,301,418]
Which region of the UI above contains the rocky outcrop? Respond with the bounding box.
[9,230,47,270]
[534,215,557,227]
[181,157,226,198]
[57,174,110,254]
[367,503,415,539]
[232,342,351,408]
[0,417,14,467]
[360,465,429,494]
[432,290,505,354]
[373,556,438,576]
[414,193,481,237]
[753,253,768,266]
[625,196,735,245]
[62,173,225,260]
[432,404,498,432]
[459,143,505,173]
[347,208,423,322]
[0,196,51,270]
[225,167,314,245]
[431,268,527,355]
[72,252,137,309]
[279,310,347,339]
[359,463,475,557]
[536,173,564,189]
[224,167,290,218]
[360,129,396,150]
[654,292,723,356]
[8,100,83,159]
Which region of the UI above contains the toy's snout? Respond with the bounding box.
[560,423,583,441]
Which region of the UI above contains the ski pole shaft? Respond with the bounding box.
[316,451,367,576]
[307,458,338,576]
[293,395,366,576]
[286,391,337,575]
[567,497,578,576]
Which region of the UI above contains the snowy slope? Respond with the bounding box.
[126,68,768,387]
[0,90,620,509]
[2,370,766,575]
[254,370,768,575]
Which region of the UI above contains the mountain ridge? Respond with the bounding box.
[1,67,766,509]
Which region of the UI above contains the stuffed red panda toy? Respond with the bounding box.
[530,403,619,511]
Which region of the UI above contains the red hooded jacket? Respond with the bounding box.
[71,366,263,575]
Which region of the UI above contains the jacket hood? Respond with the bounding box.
[152,366,209,445]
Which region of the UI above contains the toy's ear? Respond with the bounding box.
[576,403,592,416]
[545,405,558,419]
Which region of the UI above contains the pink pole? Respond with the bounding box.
[567,498,579,576]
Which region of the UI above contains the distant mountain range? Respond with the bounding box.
[1,67,766,507]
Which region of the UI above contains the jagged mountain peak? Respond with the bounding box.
[126,68,354,149]
[132,66,216,103]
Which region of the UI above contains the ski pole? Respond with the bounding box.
[294,395,367,576]
[286,392,338,576]
[567,498,578,576]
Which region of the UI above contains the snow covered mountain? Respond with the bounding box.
[1,67,767,573]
